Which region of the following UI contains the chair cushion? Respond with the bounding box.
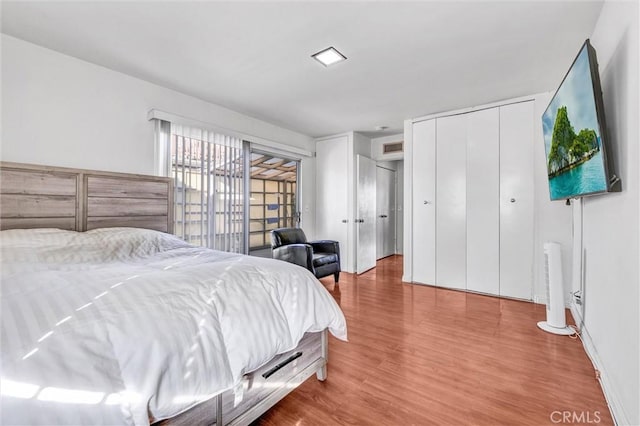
[271,228,307,248]
[313,252,338,267]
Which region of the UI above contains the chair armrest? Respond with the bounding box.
[272,244,314,270]
[310,240,340,256]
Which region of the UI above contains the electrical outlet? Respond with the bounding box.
[573,290,582,306]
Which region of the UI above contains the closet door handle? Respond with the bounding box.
[341,219,349,223]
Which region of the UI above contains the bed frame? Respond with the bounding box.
[157,331,328,426]
[0,161,174,232]
[0,161,330,426]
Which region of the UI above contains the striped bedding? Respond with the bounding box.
[0,228,347,425]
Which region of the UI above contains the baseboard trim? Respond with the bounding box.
[569,303,630,425]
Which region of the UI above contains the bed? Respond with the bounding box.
[0,162,347,425]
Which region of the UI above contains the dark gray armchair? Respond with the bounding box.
[270,228,341,283]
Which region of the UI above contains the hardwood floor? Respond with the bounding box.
[255,255,612,426]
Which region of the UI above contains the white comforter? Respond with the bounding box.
[0,228,347,425]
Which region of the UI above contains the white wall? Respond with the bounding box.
[532,93,574,304]
[371,133,404,161]
[298,157,316,240]
[353,132,372,158]
[1,34,317,235]
[573,2,639,424]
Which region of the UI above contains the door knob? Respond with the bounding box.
[341,219,348,223]
[356,219,365,223]
[510,198,516,203]
[424,200,430,205]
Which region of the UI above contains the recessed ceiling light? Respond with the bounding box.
[312,47,347,67]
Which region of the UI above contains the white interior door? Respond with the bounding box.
[466,108,500,295]
[356,155,377,274]
[376,166,396,259]
[316,136,350,271]
[376,166,386,260]
[499,101,534,300]
[412,119,436,285]
[436,114,467,290]
[384,169,396,258]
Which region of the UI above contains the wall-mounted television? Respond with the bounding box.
[542,39,620,201]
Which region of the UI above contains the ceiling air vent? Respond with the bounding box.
[383,142,403,154]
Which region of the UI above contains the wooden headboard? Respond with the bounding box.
[0,162,174,233]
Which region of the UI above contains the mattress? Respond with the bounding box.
[0,227,347,425]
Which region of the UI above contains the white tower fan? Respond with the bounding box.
[538,242,574,335]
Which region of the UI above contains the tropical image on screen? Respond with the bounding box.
[542,44,607,200]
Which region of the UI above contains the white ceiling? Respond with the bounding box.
[1,1,603,138]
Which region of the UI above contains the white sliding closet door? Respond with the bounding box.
[436,114,467,290]
[499,101,534,300]
[466,108,500,294]
[412,119,436,285]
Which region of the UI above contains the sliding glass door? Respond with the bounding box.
[162,120,300,257]
[247,151,300,257]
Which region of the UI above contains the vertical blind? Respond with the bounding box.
[170,124,244,253]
